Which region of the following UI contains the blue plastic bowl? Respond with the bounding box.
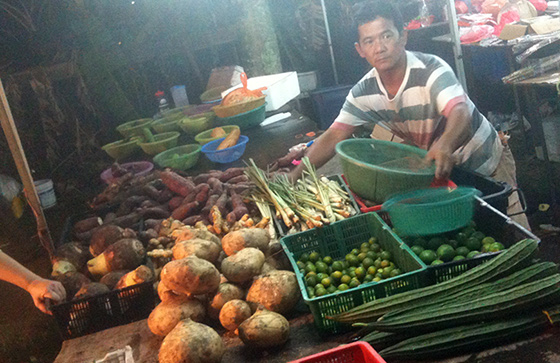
[201,135,249,163]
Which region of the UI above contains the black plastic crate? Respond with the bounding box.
[51,281,155,340]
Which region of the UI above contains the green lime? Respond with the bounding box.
[367,266,377,275]
[466,250,480,258]
[369,237,378,245]
[413,238,428,248]
[448,239,459,249]
[471,231,485,241]
[373,276,382,282]
[316,273,328,281]
[419,250,438,264]
[323,256,334,265]
[340,275,351,285]
[374,258,382,268]
[361,242,370,250]
[489,242,505,252]
[304,264,317,274]
[299,253,309,263]
[381,260,390,268]
[321,278,332,288]
[482,236,496,245]
[309,251,321,263]
[462,227,475,238]
[455,246,470,257]
[411,245,425,256]
[326,285,337,294]
[481,243,490,253]
[315,261,328,274]
[355,267,366,280]
[382,266,394,279]
[465,237,482,251]
[351,248,360,255]
[349,278,360,288]
[314,283,323,290]
[437,244,456,262]
[366,251,377,259]
[338,284,349,291]
[428,237,446,251]
[380,251,392,261]
[331,271,343,281]
[348,270,357,278]
[453,255,465,261]
[296,261,306,270]
[315,287,327,296]
[306,286,314,297]
[362,257,375,269]
[345,254,360,267]
[455,232,468,244]
[357,252,367,262]
[390,268,402,277]
[349,266,357,272]
[364,274,374,282]
[370,243,381,252]
[331,261,344,272]
[305,275,318,287]
[431,259,444,265]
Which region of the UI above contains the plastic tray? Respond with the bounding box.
[280,212,427,334]
[51,281,155,340]
[289,341,386,363]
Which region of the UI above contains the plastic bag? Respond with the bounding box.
[494,10,520,36]
[460,25,496,44]
[528,0,547,11]
[481,0,507,19]
[0,175,22,203]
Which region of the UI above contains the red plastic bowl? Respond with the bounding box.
[288,341,386,363]
[100,161,154,184]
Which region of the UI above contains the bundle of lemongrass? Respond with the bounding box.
[246,157,357,234]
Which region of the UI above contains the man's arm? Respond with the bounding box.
[425,102,472,179]
[0,250,66,313]
[288,126,356,181]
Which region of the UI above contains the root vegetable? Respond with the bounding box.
[87,238,145,277]
[171,201,200,221]
[182,215,203,226]
[219,168,245,182]
[89,225,125,256]
[115,265,154,289]
[211,127,226,138]
[193,173,212,184]
[208,282,245,319]
[168,196,184,210]
[201,194,219,218]
[260,262,276,274]
[112,213,141,228]
[144,219,163,230]
[103,212,117,224]
[148,298,206,336]
[172,239,221,263]
[194,185,210,205]
[157,188,175,204]
[246,271,300,314]
[171,227,221,247]
[55,242,91,270]
[99,270,129,290]
[73,217,102,234]
[226,190,249,224]
[210,206,225,235]
[226,175,249,184]
[159,319,225,363]
[161,170,195,197]
[221,248,265,283]
[74,230,94,242]
[142,184,161,200]
[207,178,223,196]
[217,128,240,150]
[140,207,170,220]
[238,307,290,348]
[215,192,227,215]
[161,256,220,295]
[138,229,158,245]
[53,272,90,300]
[157,280,182,302]
[221,229,270,256]
[73,282,110,300]
[219,299,251,331]
[52,260,77,276]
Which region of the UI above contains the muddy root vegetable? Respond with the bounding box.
[172,238,221,264]
[221,229,270,256]
[219,299,251,331]
[221,248,265,284]
[161,256,220,295]
[208,282,245,320]
[115,265,154,289]
[73,282,110,300]
[53,272,90,300]
[171,227,221,247]
[89,225,126,257]
[73,216,102,234]
[99,270,129,290]
[148,297,206,336]
[159,319,225,363]
[238,307,290,348]
[51,259,77,276]
[87,239,145,277]
[246,271,300,314]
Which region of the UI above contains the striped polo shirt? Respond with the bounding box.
[331,51,503,176]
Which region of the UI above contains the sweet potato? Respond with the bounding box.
[74,230,94,242]
[112,213,141,228]
[115,265,154,289]
[221,229,270,256]
[219,168,245,182]
[87,238,145,277]
[168,196,184,211]
[172,238,221,263]
[103,212,117,224]
[140,207,170,220]
[226,182,255,194]
[157,188,175,204]
[142,184,161,200]
[73,217,103,234]
[140,199,159,209]
[138,229,158,245]
[148,297,206,336]
[194,184,210,204]
[99,270,129,290]
[226,175,249,184]
[217,128,240,150]
[182,215,203,226]
[116,195,148,216]
[160,256,220,295]
[144,218,163,230]
[215,192,228,216]
[221,248,265,283]
[207,178,223,196]
[226,190,249,223]
[193,173,212,184]
[171,201,200,221]
[201,194,219,218]
[161,170,195,197]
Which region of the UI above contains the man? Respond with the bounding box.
[0,250,66,314]
[289,0,529,229]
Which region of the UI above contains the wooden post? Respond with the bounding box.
[0,79,55,259]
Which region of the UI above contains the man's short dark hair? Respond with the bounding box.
[353,0,404,37]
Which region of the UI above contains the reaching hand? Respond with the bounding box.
[425,146,456,180]
[26,279,66,314]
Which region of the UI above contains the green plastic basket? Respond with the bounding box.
[215,103,266,130]
[280,213,427,334]
[153,144,202,170]
[336,139,435,203]
[116,118,153,138]
[138,132,180,155]
[383,187,482,237]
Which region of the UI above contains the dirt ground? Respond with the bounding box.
[0,122,559,363]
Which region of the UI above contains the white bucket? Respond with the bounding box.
[34,179,56,209]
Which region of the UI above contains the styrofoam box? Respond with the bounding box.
[222,71,300,112]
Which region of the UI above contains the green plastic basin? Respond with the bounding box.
[153,144,202,170]
[116,118,153,138]
[101,137,141,160]
[179,112,216,135]
[139,132,180,155]
[215,103,266,130]
[336,139,435,203]
[152,114,183,133]
[194,125,241,145]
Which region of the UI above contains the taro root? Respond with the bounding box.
[99,270,129,290]
[54,242,91,271]
[89,225,126,257]
[53,272,91,300]
[87,238,145,277]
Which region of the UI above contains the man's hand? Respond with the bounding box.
[26,278,66,314]
[425,145,456,180]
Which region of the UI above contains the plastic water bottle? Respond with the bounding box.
[155,90,169,117]
[419,0,430,27]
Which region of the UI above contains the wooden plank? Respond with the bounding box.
[0,78,54,259]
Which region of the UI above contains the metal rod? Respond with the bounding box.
[446,0,468,92]
[320,0,339,85]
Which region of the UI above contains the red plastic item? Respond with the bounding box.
[288,342,386,363]
[341,174,457,213]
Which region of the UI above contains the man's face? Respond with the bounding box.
[355,17,407,73]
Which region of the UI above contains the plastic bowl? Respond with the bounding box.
[201,135,249,163]
[178,112,216,135]
[101,137,141,160]
[100,161,154,184]
[383,187,482,236]
[116,118,153,138]
[161,106,190,119]
[152,115,183,133]
[138,132,180,155]
[336,139,436,203]
[215,103,266,130]
[153,144,202,171]
[200,86,228,104]
[213,96,266,118]
[183,104,215,117]
[194,125,241,145]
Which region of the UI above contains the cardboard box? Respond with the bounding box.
[499,16,560,40]
[206,66,244,91]
[499,24,529,40]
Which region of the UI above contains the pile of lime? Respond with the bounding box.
[401,221,505,266]
[296,237,403,298]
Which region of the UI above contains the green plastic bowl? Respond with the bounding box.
[383,187,482,236]
[215,103,266,130]
[101,137,142,160]
[194,125,241,145]
[139,132,180,155]
[336,139,436,203]
[116,118,153,138]
[153,144,202,170]
[152,115,183,133]
[178,112,216,135]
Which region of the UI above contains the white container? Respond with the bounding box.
[34,179,56,209]
[297,71,318,93]
[221,71,301,111]
[170,85,189,108]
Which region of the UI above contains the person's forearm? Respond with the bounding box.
[0,251,41,291]
[436,103,472,152]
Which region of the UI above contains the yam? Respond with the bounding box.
[159,319,225,363]
[246,270,300,314]
[87,238,145,277]
[53,272,90,300]
[172,238,221,264]
[73,216,102,234]
[160,257,220,295]
[54,242,91,271]
[221,229,270,256]
[238,307,290,348]
[115,265,154,289]
[148,298,206,336]
[99,270,129,290]
[219,299,251,331]
[221,248,265,284]
[73,282,110,300]
[208,282,245,320]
